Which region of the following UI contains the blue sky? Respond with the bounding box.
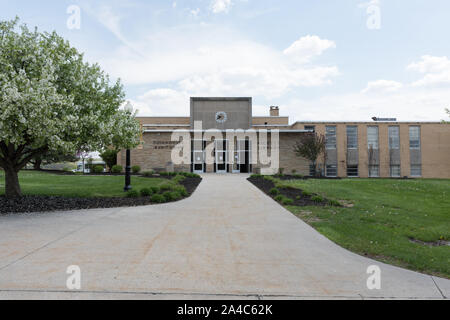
[2,0,450,121]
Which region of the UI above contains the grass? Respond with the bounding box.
[0,170,172,198]
[280,178,450,278]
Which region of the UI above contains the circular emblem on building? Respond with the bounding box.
[215,111,228,123]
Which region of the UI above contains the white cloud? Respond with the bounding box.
[283,86,450,122]
[132,88,189,116]
[358,0,380,9]
[190,8,200,17]
[283,35,336,63]
[362,80,403,94]
[407,55,450,87]
[211,0,233,14]
[97,26,339,102]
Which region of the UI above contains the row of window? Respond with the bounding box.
[309,164,422,177]
[322,164,421,177]
[322,125,421,150]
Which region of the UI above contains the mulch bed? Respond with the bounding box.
[178,177,202,195]
[247,176,329,207]
[0,177,202,215]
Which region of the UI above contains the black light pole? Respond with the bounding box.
[124,102,133,192]
[124,148,132,192]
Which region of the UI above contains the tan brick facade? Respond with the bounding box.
[118,98,450,178]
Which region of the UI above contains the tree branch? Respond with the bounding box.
[16,146,49,170]
[0,155,6,169]
[0,141,8,159]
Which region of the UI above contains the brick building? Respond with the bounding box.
[118,97,450,178]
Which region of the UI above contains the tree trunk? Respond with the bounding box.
[4,165,21,198]
[33,158,42,170]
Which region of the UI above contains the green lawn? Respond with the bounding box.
[281,178,450,278]
[0,170,170,198]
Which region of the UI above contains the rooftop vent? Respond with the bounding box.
[270,106,279,117]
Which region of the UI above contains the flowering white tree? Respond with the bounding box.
[0,18,140,198]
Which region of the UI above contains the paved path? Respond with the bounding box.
[0,174,448,299]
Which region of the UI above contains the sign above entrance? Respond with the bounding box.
[190,97,252,130]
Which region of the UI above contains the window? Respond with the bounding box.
[390,165,401,177]
[369,165,379,177]
[388,126,400,149]
[346,126,358,149]
[367,126,379,149]
[411,165,422,177]
[325,126,337,149]
[309,164,316,176]
[347,165,358,177]
[409,126,421,149]
[326,165,337,177]
[305,125,316,132]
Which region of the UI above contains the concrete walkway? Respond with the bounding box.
[0,174,448,300]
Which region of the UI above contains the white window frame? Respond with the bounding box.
[326,164,337,177]
[388,126,400,150]
[390,165,401,177]
[347,165,359,177]
[369,165,379,177]
[325,126,337,150]
[409,126,421,149]
[367,126,379,150]
[410,164,422,177]
[346,126,358,149]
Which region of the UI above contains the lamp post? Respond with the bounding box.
[124,102,133,192]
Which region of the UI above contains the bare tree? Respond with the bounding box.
[293,133,326,177]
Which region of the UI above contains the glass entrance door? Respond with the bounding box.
[232,138,240,173]
[192,140,204,174]
[215,140,228,173]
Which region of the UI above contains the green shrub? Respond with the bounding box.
[173,185,188,197]
[293,174,304,179]
[132,165,141,174]
[291,169,297,174]
[251,174,262,178]
[296,195,301,200]
[170,191,182,201]
[150,186,160,194]
[140,188,153,197]
[278,168,284,175]
[151,194,165,203]
[162,191,175,202]
[328,199,341,207]
[188,173,201,178]
[142,170,155,177]
[274,195,284,202]
[100,149,118,172]
[160,183,174,191]
[269,188,280,196]
[161,172,177,177]
[311,195,324,203]
[93,165,104,174]
[302,190,312,197]
[282,198,294,205]
[173,174,186,184]
[111,165,123,174]
[126,190,140,198]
